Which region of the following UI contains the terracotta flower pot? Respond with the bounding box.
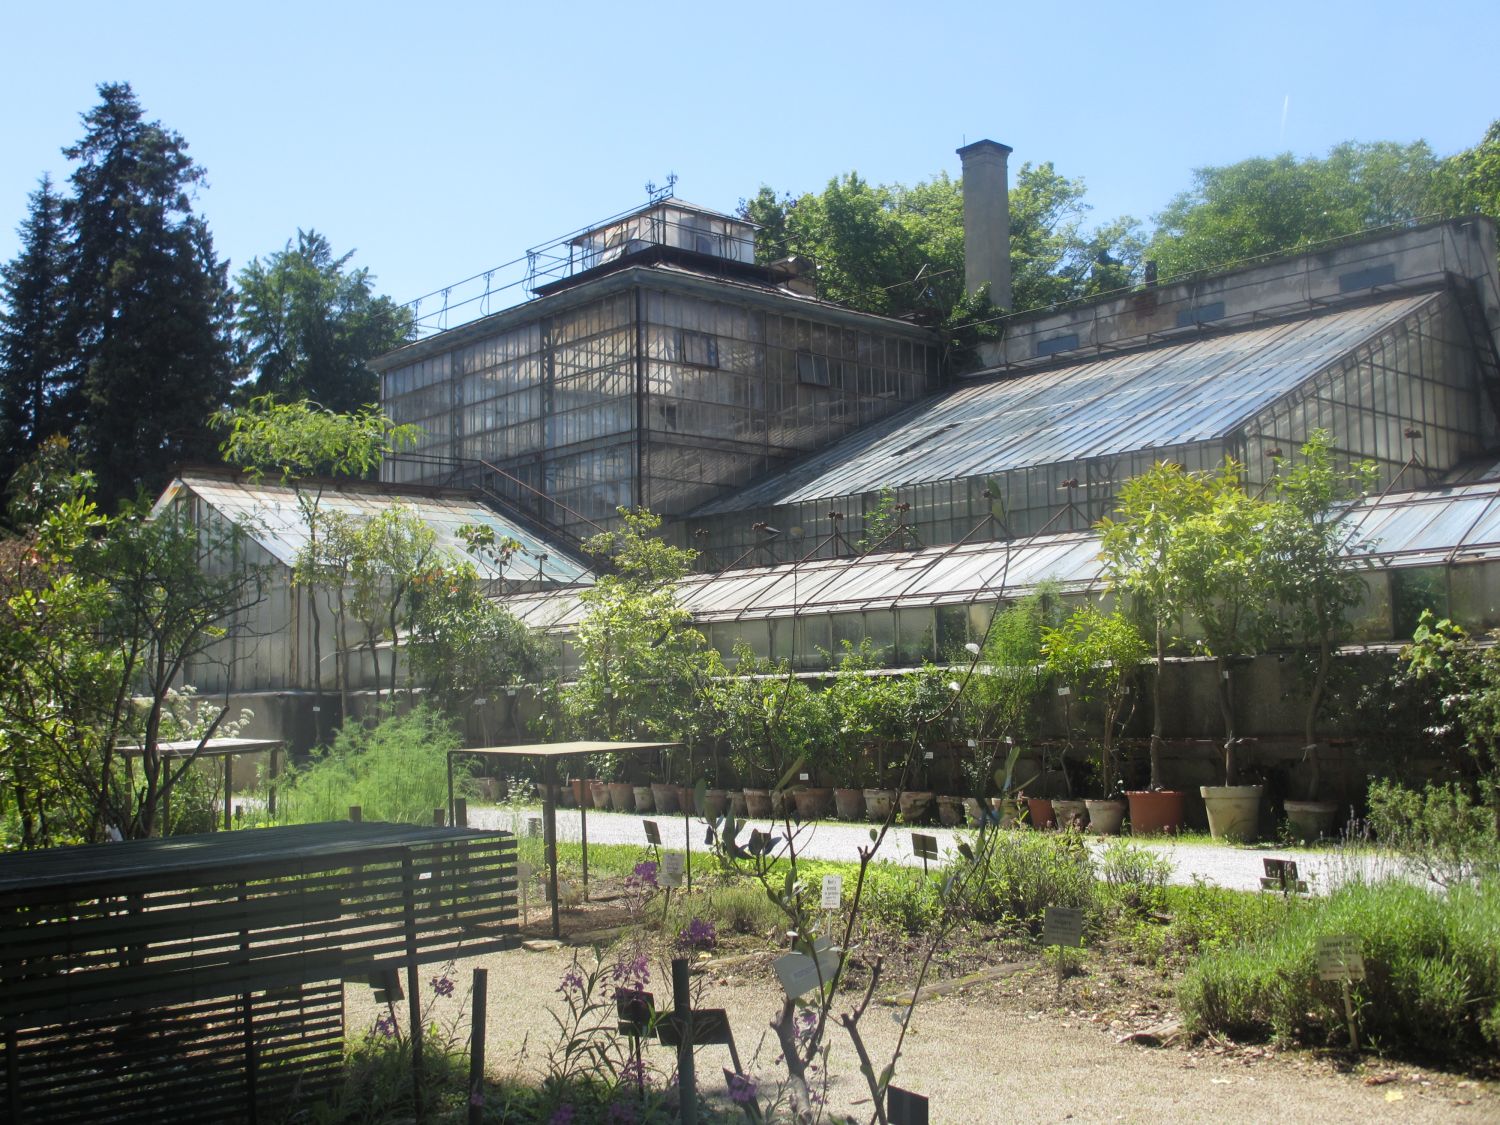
[898,791,934,823]
[1283,799,1340,843]
[570,777,593,809]
[1051,798,1089,831]
[1025,796,1055,829]
[962,797,986,825]
[770,789,788,818]
[650,782,679,815]
[702,788,729,817]
[793,787,832,820]
[864,788,897,821]
[1084,798,1126,835]
[833,787,865,820]
[729,791,749,818]
[743,788,773,818]
[607,781,635,813]
[589,779,609,810]
[1125,790,1186,835]
[937,795,965,827]
[992,796,1026,828]
[633,785,655,813]
[1201,784,1264,842]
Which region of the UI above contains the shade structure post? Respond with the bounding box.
[543,756,560,938]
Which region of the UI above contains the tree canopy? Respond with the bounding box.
[0,83,234,509]
[234,229,413,413]
[741,163,1142,343]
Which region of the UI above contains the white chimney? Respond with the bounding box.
[957,139,1013,310]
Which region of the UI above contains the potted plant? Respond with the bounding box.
[1098,462,1234,835]
[955,590,1052,820]
[1159,458,1277,841]
[1263,431,1375,842]
[1043,603,1148,836]
[827,640,898,820]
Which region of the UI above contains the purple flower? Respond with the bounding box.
[606,1101,637,1124]
[618,1057,646,1087]
[550,1103,576,1125]
[374,1014,396,1038]
[626,860,659,891]
[675,917,718,952]
[610,952,650,995]
[557,966,586,996]
[726,1072,758,1106]
[430,973,455,997]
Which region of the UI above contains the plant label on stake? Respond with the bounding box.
[773,940,840,999]
[1317,935,1365,1051]
[1260,858,1307,895]
[1042,905,1084,995]
[660,852,686,888]
[887,1085,930,1125]
[911,832,938,875]
[821,874,843,911]
[643,819,661,846]
[517,862,532,924]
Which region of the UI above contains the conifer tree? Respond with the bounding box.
[61,82,233,506]
[0,177,70,487]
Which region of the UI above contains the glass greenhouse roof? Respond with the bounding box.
[161,474,593,586]
[693,293,1442,515]
[501,477,1500,631]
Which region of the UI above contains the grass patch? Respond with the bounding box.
[1179,877,1500,1060]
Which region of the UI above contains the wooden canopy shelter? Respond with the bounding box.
[446,740,678,937]
[117,737,284,830]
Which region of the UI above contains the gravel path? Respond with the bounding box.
[467,804,1406,894]
[346,942,1492,1123]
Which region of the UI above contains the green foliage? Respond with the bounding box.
[407,560,550,714]
[1367,778,1500,886]
[951,828,1096,928]
[712,643,831,785]
[235,229,414,413]
[824,639,910,788]
[1148,141,1445,280]
[860,865,944,935]
[1099,458,1276,786]
[62,83,233,507]
[742,162,1142,328]
[1041,603,1148,795]
[561,508,717,753]
[215,394,419,482]
[956,588,1054,795]
[1179,877,1500,1058]
[277,705,466,825]
[343,503,440,698]
[1097,839,1171,916]
[0,459,265,847]
[855,486,913,553]
[0,177,68,488]
[1435,119,1500,221]
[1397,611,1500,795]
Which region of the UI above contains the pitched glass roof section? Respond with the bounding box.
[692,293,1442,515]
[501,478,1500,631]
[160,474,593,586]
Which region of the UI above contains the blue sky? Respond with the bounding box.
[3,0,1497,320]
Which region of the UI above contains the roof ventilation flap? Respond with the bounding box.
[1338,262,1396,293]
[893,421,961,457]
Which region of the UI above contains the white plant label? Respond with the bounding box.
[660,852,686,888]
[1317,935,1365,982]
[773,944,840,999]
[821,874,843,910]
[1057,686,1071,697]
[800,772,810,781]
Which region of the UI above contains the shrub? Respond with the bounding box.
[278,705,467,824]
[1098,839,1171,916]
[956,829,1096,928]
[861,865,944,935]
[1367,778,1500,885]
[1179,877,1500,1059]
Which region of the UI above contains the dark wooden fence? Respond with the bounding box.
[0,822,518,1123]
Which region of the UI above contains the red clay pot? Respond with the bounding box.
[1126,790,1186,835]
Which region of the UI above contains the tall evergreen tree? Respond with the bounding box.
[0,177,70,486]
[234,229,413,413]
[62,82,233,507]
